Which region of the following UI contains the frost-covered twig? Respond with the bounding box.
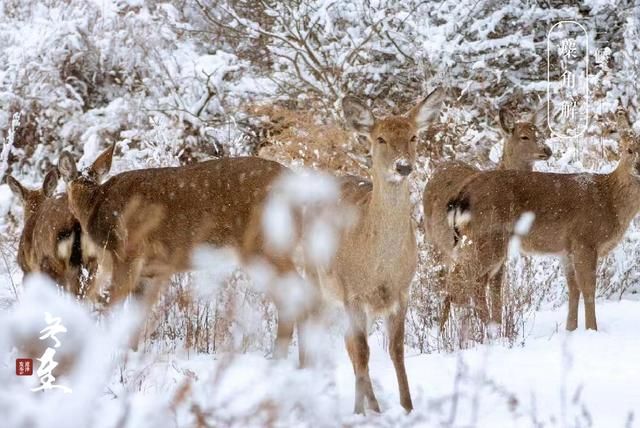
[0,112,20,181]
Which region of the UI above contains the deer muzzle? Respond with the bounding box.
[395,159,413,176]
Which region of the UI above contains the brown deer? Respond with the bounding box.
[447,108,640,331]
[423,105,551,325]
[306,88,444,414]
[57,146,307,353]
[8,170,95,296]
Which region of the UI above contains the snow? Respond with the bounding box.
[0,184,13,220]
[5,296,638,426]
[261,169,349,267]
[153,299,640,426]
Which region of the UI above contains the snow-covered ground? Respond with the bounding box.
[2,259,640,427]
[7,297,632,428]
[129,299,640,427]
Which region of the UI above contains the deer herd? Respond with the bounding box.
[7,88,640,414]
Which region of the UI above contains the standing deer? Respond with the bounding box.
[447,108,640,331]
[8,170,95,296]
[423,105,552,325]
[307,88,444,414]
[57,146,306,353]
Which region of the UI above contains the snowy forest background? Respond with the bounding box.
[1,0,640,427]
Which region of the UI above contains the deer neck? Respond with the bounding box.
[606,164,640,227]
[67,184,99,234]
[23,204,39,225]
[499,144,533,171]
[367,173,413,231]
[22,194,45,224]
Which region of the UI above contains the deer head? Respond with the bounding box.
[7,169,59,222]
[499,105,552,164]
[616,108,640,179]
[342,88,445,184]
[58,143,115,226]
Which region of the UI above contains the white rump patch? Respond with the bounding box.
[446,208,456,229]
[57,236,74,260]
[447,201,471,230]
[455,209,472,228]
[81,235,100,259]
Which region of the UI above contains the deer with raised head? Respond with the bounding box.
[8,169,96,296]
[306,88,444,414]
[423,104,552,325]
[57,146,307,351]
[447,108,640,331]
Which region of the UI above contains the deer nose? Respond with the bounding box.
[538,145,553,160]
[395,160,412,176]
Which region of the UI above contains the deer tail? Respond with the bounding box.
[446,193,471,247]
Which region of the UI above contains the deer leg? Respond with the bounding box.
[64,266,83,298]
[564,258,580,331]
[438,294,452,334]
[345,307,379,414]
[274,313,294,360]
[109,257,143,307]
[297,310,320,369]
[130,277,169,350]
[472,274,490,324]
[296,269,323,369]
[573,248,598,330]
[297,320,308,368]
[488,264,504,325]
[448,243,492,321]
[387,298,412,412]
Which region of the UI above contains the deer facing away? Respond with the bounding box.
[447,108,640,331]
[57,147,307,346]
[8,169,96,296]
[423,105,551,325]
[306,89,444,414]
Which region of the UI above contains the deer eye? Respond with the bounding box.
[377,137,386,145]
[628,148,634,154]
[410,135,417,143]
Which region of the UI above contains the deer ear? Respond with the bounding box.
[89,143,115,179]
[616,107,631,131]
[408,88,445,132]
[6,176,26,202]
[42,169,59,198]
[499,107,516,135]
[342,96,375,136]
[58,152,78,183]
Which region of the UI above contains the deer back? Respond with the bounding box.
[76,157,288,274]
[451,169,640,257]
[423,104,552,258]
